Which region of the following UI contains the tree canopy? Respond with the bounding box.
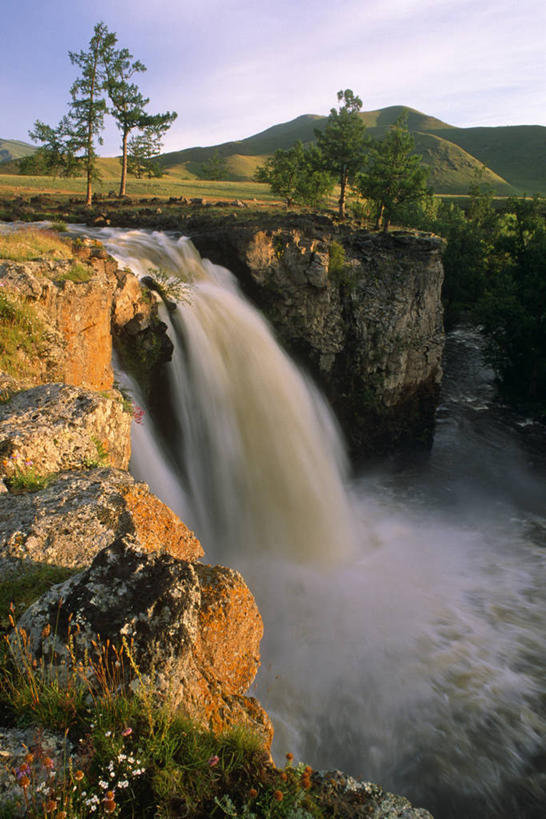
[27,22,177,201]
[355,113,430,231]
[255,141,334,208]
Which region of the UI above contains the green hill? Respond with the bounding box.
[4,106,545,194]
[0,138,36,163]
[427,125,546,194]
[160,105,544,195]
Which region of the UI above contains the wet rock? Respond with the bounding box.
[312,770,434,818]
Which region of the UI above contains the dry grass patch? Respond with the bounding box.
[0,228,72,262]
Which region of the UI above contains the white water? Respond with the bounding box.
[71,227,546,817]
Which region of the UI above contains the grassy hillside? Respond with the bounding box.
[3,105,545,195]
[0,138,36,163]
[428,125,546,194]
[158,105,545,195]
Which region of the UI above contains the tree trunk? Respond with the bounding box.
[119,130,129,197]
[338,170,347,219]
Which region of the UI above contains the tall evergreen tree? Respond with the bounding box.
[68,21,115,205]
[315,89,368,218]
[103,39,177,196]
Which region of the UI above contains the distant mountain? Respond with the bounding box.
[0,138,36,163]
[159,106,546,195]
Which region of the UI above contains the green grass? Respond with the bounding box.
[0,290,47,379]
[0,614,324,818]
[0,170,277,203]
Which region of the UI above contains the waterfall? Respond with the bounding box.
[69,225,546,819]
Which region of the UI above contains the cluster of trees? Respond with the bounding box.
[416,184,546,412]
[21,22,177,203]
[255,89,430,228]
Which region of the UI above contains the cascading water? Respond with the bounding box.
[70,226,546,818]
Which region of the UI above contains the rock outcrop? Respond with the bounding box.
[0,468,202,568]
[16,537,272,745]
[0,237,171,394]
[0,233,271,750]
[0,383,131,481]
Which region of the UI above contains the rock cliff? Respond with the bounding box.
[0,232,271,748]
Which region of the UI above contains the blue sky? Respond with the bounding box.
[3,0,545,156]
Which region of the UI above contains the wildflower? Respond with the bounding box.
[103,799,116,814]
[45,799,57,812]
[249,788,258,799]
[273,789,284,802]
[121,727,132,736]
[280,772,288,781]
[42,624,51,638]
[208,754,220,767]
[57,813,67,819]
[19,775,30,789]
[74,769,85,781]
[105,731,112,737]
[99,780,109,789]
[304,765,312,775]
[43,756,54,770]
[105,791,115,800]
[286,752,293,763]
[24,753,34,764]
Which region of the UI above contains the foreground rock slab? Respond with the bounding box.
[16,537,272,747]
[0,467,203,568]
[0,383,131,481]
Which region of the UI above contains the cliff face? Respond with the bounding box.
[186,216,445,458]
[0,233,271,748]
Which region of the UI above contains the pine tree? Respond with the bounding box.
[68,21,116,205]
[315,90,368,218]
[104,39,177,196]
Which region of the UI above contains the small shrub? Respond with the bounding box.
[147,267,190,303]
[3,456,52,493]
[53,262,93,283]
[84,437,109,468]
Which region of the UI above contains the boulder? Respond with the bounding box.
[16,537,272,746]
[0,384,131,481]
[0,468,203,569]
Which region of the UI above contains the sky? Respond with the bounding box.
[3,0,546,156]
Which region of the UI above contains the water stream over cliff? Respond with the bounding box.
[76,226,546,818]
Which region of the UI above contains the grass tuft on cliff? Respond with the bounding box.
[0,605,324,817]
[0,290,47,379]
[0,228,72,263]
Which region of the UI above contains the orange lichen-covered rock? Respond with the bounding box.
[17,538,272,748]
[0,469,202,569]
[121,483,203,560]
[194,563,263,694]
